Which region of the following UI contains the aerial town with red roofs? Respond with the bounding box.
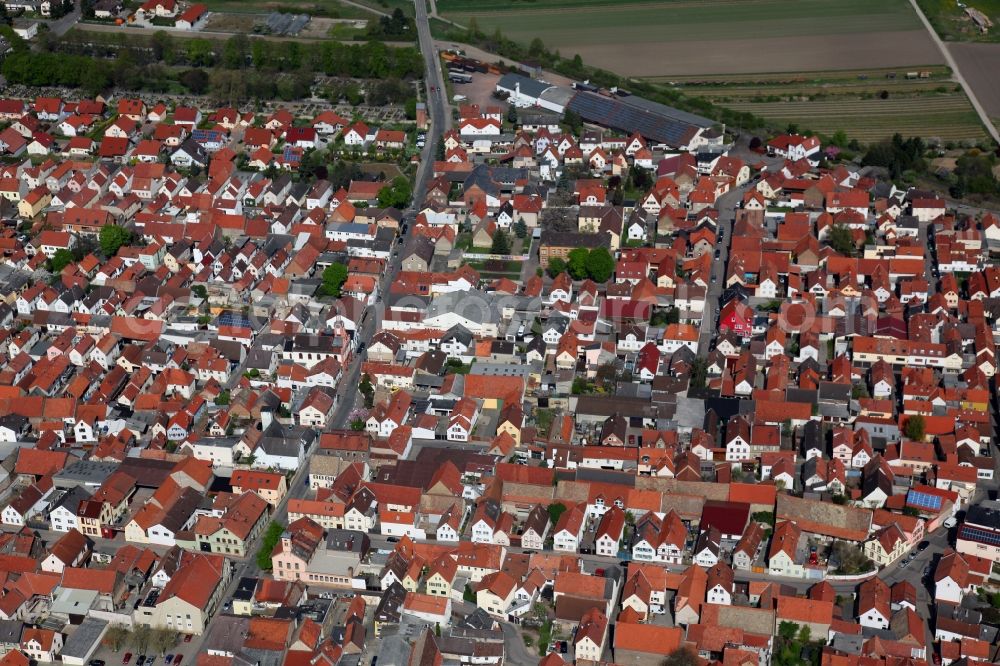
[0,1,997,666]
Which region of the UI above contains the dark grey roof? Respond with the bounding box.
[375,581,407,623]
[326,529,370,554]
[497,73,556,100]
[539,229,610,249]
[0,620,21,644]
[566,91,712,147]
[442,324,474,346]
[61,617,108,659]
[54,460,119,488]
[967,500,1000,530]
[52,485,92,513]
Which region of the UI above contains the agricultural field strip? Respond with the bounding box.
[443,0,922,39]
[681,83,958,98]
[644,66,952,84]
[721,92,987,141]
[723,98,980,113]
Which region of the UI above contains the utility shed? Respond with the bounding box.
[61,617,109,666]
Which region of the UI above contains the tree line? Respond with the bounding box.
[2,30,424,100]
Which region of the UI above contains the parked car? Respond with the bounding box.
[918,541,930,551]
[183,635,193,643]
[174,658,183,666]
[944,517,958,528]
[123,655,132,665]
[165,656,173,665]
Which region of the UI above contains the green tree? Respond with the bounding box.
[255,521,285,570]
[179,68,209,94]
[829,224,854,256]
[547,502,567,525]
[251,39,269,69]
[567,247,589,280]
[585,247,615,283]
[777,621,798,641]
[47,248,74,274]
[186,38,214,67]
[151,31,175,64]
[661,647,699,666]
[903,414,926,441]
[103,626,131,651]
[546,257,566,278]
[463,584,476,602]
[149,629,178,656]
[191,284,208,299]
[513,219,528,239]
[377,176,412,208]
[506,104,518,125]
[491,229,512,255]
[222,33,249,69]
[528,37,546,57]
[954,152,999,196]
[350,419,366,431]
[99,224,131,258]
[359,374,375,408]
[319,263,348,297]
[563,108,582,134]
[130,625,153,653]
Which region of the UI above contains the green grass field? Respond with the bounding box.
[917,0,1000,42]
[440,0,921,46]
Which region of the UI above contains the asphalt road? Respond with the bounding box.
[415,0,452,135]
[696,184,739,357]
[48,2,81,37]
[202,0,454,616]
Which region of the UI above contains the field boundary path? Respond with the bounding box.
[907,0,1000,142]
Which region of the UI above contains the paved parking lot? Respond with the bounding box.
[87,631,201,666]
[451,70,503,112]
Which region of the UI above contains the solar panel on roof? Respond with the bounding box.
[959,525,1000,546]
[567,91,711,148]
[218,312,252,328]
[906,490,942,511]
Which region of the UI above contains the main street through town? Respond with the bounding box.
[203,0,455,632]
